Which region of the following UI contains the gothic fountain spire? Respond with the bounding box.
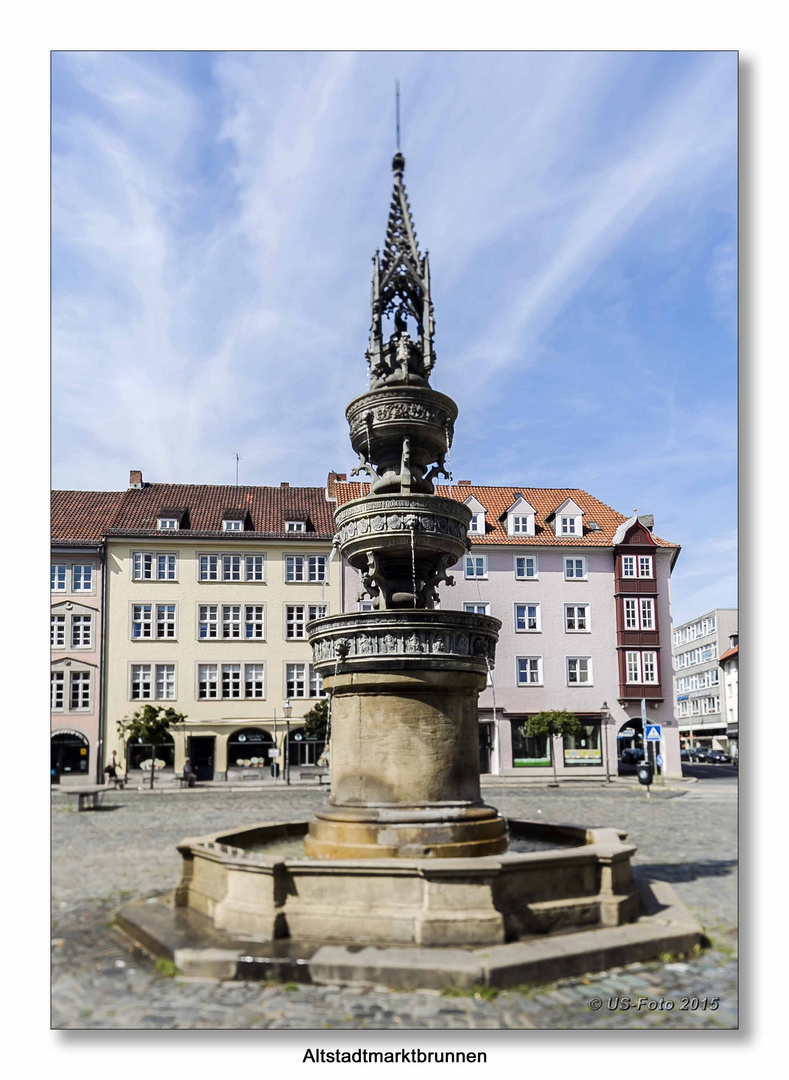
[367,151,436,389]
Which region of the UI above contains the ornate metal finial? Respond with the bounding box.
[366,144,436,390]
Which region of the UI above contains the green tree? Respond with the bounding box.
[301,698,328,742]
[522,710,581,786]
[117,705,187,789]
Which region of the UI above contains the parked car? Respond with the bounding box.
[680,749,691,763]
[706,750,731,764]
[689,747,710,762]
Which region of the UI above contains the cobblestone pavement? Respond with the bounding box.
[51,778,738,1030]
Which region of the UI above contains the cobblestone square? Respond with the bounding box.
[51,775,737,1030]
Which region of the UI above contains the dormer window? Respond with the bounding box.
[223,519,243,532]
[286,521,306,533]
[157,518,179,531]
[505,496,536,537]
[464,496,487,536]
[552,498,584,539]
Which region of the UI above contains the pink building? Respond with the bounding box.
[51,491,123,783]
[330,475,682,779]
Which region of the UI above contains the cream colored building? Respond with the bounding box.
[102,475,339,781]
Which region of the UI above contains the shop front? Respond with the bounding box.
[51,730,90,781]
[226,727,276,780]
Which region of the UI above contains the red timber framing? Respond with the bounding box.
[614,520,663,703]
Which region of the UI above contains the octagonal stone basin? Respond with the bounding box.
[174,818,641,947]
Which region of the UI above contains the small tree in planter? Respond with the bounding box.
[523,710,581,787]
[117,705,187,790]
[302,699,329,763]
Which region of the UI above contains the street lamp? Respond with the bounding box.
[283,699,292,786]
[600,701,612,784]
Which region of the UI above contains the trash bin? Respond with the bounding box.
[637,761,654,786]
[270,762,280,778]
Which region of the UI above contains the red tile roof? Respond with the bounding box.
[329,478,678,548]
[51,491,125,543]
[52,484,336,542]
[719,644,738,663]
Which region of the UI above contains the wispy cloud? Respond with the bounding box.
[52,51,736,621]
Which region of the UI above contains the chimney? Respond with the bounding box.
[457,480,472,487]
[280,482,290,489]
[129,469,143,489]
[639,514,654,531]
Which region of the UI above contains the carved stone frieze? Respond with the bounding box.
[307,610,500,675]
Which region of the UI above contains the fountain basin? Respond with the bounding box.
[174,818,641,947]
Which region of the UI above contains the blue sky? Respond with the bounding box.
[51,51,737,624]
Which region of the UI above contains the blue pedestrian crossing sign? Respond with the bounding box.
[645,724,662,741]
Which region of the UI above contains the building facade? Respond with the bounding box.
[100,474,338,781]
[672,608,738,751]
[51,490,124,782]
[719,634,739,762]
[331,475,682,779]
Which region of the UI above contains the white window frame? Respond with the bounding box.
[514,555,538,580]
[244,604,266,640]
[157,518,179,531]
[564,556,587,580]
[464,602,490,616]
[70,613,93,649]
[221,663,242,699]
[222,555,242,581]
[639,597,655,631]
[514,602,541,632]
[559,515,579,536]
[222,519,244,532]
[286,604,307,639]
[221,604,242,639]
[285,555,305,582]
[51,670,65,710]
[51,614,66,649]
[626,650,659,684]
[308,555,327,582]
[197,663,219,699]
[156,603,177,639]
[464,554,488,579]
[358,599,375,612]
[286,521,306,533]
[198,554,220,582]
[71,564,94,592]
[309,665,325,698]
[70,670,92,711]
[468,512,486,535]
[134,551,178,581]
[286,662,307,698]
[132,603,153,639]
[51,564,67,592]
[155,663,177,700]
[244,663,266,699]
[564,603,590,633]
[621,553,653,579]
[198,604,219,640]
[516,656,543,686]
[245,555,266,582]
[566,656,593,686]
[130,664,152,701]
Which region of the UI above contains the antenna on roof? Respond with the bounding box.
[234,453,241,486]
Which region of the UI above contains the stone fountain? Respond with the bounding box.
[117,151,703,986]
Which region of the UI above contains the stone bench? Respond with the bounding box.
[63,786,119,811]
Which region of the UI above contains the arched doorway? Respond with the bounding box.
[616,717,644,768]
[51,730,89,778]
[227,727,274,778]
[126,731,174,774]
